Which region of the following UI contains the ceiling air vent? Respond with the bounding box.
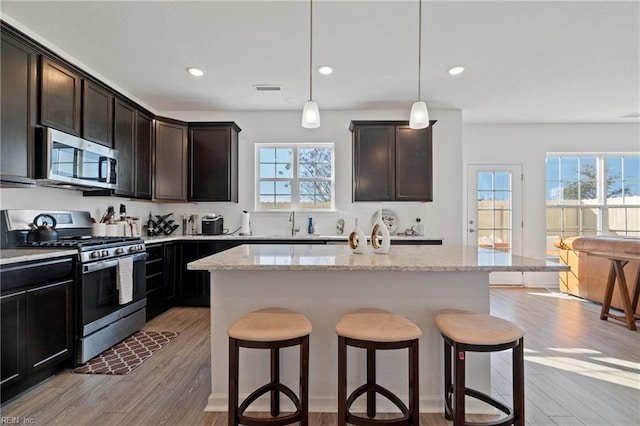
[253,84,281,92]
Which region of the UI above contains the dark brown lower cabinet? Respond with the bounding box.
[1,257,74,403]
[145,242,176,321]
[177,241,241,306]
[1,292,26,391]
[25,279,73,373]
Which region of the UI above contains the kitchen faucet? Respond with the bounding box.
[289,210,300,236]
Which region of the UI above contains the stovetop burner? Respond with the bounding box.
[17,236,143,249]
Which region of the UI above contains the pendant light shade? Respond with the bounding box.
[409,0,430,129]
[302,0,320,128]
[302,100,320,128]
[409,101,429,129]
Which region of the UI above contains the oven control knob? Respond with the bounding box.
[138,245,144,252]
[102,250,109,257]
[115,248,124,255]
[128,246,136,253]
[91,251,100,259]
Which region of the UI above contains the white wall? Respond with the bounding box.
[0,186,160,223]
[463,123,640,286]
[158,109,464,243]
[0,109,464,244]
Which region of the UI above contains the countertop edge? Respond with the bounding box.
[0,249,77,266]
[143,234,444,244]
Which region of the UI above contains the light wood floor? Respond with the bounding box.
[1,288,639,425]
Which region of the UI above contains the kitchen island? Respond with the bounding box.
[188,244,567,414]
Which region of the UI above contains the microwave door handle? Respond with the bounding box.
[98,157,116,184]
[98,156,108,183]
[110,158,117,184]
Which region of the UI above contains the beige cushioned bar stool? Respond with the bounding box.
[228,307,312,426]
[336,308,422,426]
[435,310,525,426]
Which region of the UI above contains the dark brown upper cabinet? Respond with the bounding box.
[155,118,188,201]
[350,120,436,202]
[135,111,154,200]
[1,27,38,185]
[39,56,81,135]
[188,122,240,202]
[82,80,113,147]
[113,99,136,197]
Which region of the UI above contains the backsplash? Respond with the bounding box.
[156,202,435,238]
[0,186,438,238]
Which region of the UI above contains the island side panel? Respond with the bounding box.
[205,269,491,413]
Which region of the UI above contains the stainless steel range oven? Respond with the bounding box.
[76,239,147,363]
[1,209,147,364]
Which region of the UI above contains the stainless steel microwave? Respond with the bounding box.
[36,128,118,190]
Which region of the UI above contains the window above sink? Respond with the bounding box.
[255,143,335,211]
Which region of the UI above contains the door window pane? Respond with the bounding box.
[476,171,512,249]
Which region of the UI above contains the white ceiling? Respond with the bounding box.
[1,0,639,123]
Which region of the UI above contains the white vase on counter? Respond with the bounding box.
[348,218,368,254]
[370,209,390,254]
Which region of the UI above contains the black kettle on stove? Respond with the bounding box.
[27,214,59,242]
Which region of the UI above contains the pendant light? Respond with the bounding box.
[409,0,429,129]
[302,0,320,128]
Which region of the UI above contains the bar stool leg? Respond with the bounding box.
[229,338,239,426]
[338,336,347,426]
[443,340,453,420]
[454,342,466,426]
[300,335,309,426]
[367,347,376,418]
[409,339,420,426]
[270,347,280,417]
[513,338,525,426]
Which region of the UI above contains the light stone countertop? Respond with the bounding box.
[0,235,443,266]
[188,244,568,272]
[143,234,443,244]
[0,248,77,265]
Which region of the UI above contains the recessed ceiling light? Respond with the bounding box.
[318,66,333,75]
[448,66,465,76]
[187,67,205,77]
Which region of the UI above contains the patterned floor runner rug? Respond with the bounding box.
[73,331,179,375]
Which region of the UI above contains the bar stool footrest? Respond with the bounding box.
[346,383,412,426]
[238,382,301,426]
[445,386,516,426]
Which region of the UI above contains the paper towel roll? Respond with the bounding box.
[240,211,251,235]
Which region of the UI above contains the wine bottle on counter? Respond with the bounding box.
[147,212,155,236]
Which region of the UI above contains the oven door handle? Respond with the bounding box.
[82,253,148,274]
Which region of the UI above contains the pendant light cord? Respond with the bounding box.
[417,0,422,102]
[309,0,314,101]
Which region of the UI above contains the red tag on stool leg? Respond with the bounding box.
[458,352,465,360]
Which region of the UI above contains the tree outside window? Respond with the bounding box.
[256,144,334,211]
[546,154,639,237]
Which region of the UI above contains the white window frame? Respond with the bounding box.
[546,152,640,237]
[255,143,335,211]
